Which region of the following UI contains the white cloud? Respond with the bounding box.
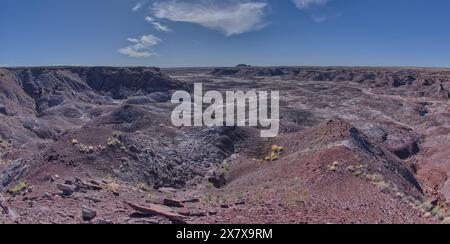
[292,0,329,9]
[132,2,145,11]
[145,16,171,32]
[118,34,161,58]
[152,0,269,36]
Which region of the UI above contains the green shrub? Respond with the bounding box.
[8,182,28,194]
[107,137,123,148]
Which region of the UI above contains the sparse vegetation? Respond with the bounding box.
[216,160,231,175]
[347,164,365,173]
[0,138,10,149]
[417,201,449,222]
[107,137,123,148]
[107,136,127,151]
[70,134,126,155]
[70,138,98,154]
[327,161,340,172]
[374,180,391,191]
[222,161,231,172]
[365,173,393,192]
[70,138,110,154]
[145,193,159,203]
[265,145,285,162]
[272,145,284,153]
[105,181,121,195]
[367,173,385,183]
[136,182,151,192]
[8,181,28,195]
[357,169,450,223]
[79,144,96,154]
[432,206,445,221]
[364,171,450,223]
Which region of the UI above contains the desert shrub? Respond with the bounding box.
[265,145,285,162]
[347,165,356,172]
[272,145,284,153]
[107,137,123,148]
[136,182,151,192]
[79,144,95,154]
[0,137,11,150]
[8,181,28,194]
[327,161,340,172]
[106,181,121,195]
[221,161,231,172]
[420,201,434,213]
[367,173,384,183]
[374,180,390,191]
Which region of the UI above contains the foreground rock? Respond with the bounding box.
[81,206,97,221]
[57,184,77,196]
[124,201,186,224]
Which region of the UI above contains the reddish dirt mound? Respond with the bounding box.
[195,119,434,224]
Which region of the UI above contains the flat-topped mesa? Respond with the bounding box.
[211,67,288,77]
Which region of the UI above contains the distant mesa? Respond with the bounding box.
[236,64,252,68]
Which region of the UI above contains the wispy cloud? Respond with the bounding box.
[145,16,171,32]
[132,2,145,11]
[292,0,338,23]
[151,0,269,36]
[118,34,161,58]
[292,0,329,9]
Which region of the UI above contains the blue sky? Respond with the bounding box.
[1,0,450,67]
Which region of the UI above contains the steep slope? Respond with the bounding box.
[0,67,253,192]
[0,67,187,156]
[197,119,433,224]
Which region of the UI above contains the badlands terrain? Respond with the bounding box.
[0,66,450,224]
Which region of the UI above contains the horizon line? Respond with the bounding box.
[2,64,450,70]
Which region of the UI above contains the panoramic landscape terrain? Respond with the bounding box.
[0,66,449,224]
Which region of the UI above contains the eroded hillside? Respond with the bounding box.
[0,66,449,224]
